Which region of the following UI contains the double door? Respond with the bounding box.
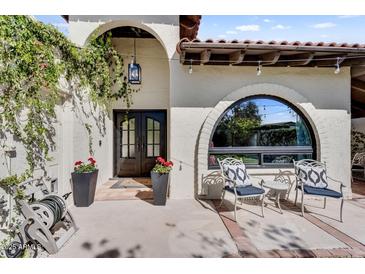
[115,111,166,177]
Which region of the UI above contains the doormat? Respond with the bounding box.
[110,178,152,189]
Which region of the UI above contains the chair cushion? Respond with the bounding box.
[299,185,342,198]
[222,163,252,187]
[225,185,264,196]
[297,165,328,188]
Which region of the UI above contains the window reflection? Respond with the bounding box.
[209,96,314,168]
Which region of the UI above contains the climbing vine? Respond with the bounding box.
[0,16,136,190]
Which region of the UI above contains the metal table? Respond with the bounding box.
[262,180,290,214]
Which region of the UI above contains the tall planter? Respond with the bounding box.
[71,169,98,207]
[151,171,169,206]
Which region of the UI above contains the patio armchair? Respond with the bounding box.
[351,152,365,181]
[218,157,265,221]
[293,159,345,222]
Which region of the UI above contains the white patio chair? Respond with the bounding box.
[293,159,345,222]
[351,152,365,181]
[218,157,265,221]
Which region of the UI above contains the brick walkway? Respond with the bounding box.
[212,199,365,258]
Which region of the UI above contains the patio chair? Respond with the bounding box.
[218,157,265,221]
[293,159,345,222]
[351,152,365,181]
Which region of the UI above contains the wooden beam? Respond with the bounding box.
[259,51,281,65]
[352,79,365,92]
[352,66,365,78]
[229,50,245,65]
[200,50,211,64]
[289,53,315,66]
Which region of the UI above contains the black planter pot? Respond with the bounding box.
[71,169,98,207]
[151,171,169,206]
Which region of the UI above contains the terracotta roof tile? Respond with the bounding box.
[182,38,365,49]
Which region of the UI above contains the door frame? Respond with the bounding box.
[113,109,168,177]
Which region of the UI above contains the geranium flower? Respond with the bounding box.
[74,160,83,166]
[88,157,96,164]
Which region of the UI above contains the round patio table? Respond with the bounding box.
[262,180,290,214]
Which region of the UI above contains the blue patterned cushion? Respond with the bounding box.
[299,185,342,198]
[222,164,252,187]
[225,185,264,196]
[298,165,328,188]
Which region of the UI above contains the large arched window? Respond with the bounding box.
[209,96,316,168]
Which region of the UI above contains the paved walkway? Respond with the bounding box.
[214,181,365,258]
[51,199,238,258]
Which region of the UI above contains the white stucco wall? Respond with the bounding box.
[169,65,352,199]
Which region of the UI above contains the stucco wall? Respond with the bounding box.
[169,65,352,199]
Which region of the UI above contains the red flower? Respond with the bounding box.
[88,157,96,165]
[74,160,83,166]
[163,161,173,167]
[156,156,165,164]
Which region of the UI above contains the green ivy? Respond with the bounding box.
[0,16,137,189]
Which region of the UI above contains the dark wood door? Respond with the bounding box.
[115,111,166,177]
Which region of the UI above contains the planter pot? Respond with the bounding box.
[151,171,169,206]
[71,169,98,207]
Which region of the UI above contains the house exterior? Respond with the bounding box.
[2,15,365,209]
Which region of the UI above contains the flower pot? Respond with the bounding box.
[71,169,98,207]
[151,171,169,206]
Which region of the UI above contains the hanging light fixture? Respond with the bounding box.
[334,57,341,74]
[189,59,193,74]
[256,60,262,76]
[128,38,142,84]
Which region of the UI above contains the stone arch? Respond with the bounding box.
[196,83,323,196]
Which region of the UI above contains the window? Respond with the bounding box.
[146,117,161,157]
[209,96,315,168]
[120,118,136,158]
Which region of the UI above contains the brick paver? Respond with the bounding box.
[212,199,365,258]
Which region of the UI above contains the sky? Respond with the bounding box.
[36,15,365,44]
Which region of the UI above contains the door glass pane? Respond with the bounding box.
[122,131,128,145]
[129,130,135,144]
[122,145,128,158]
[154,120,160,130]
[154,131,160,144]
[147,118,153,130]
[121,120,128,130]
[129,145,135,158]
[147,145,153,157]
[154,145,160,156]
[129,118,135,130]
[147,130,153,144]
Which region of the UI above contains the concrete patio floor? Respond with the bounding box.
[51,199,238,258]
[50,180,365,258]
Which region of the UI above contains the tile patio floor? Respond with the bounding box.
[51,180,365,258]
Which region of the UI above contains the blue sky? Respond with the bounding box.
[198,15,365,43]
[36,15,365,44]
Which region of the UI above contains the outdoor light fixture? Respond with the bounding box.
[334,57,341,74]
[128,38,141,84]
[189,59,193,74]
[256,61,262,76]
